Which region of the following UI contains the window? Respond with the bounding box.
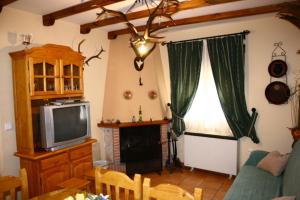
[184,40,232,137]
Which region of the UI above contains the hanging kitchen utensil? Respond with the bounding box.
[265,81,290,105]
[269,42,288,83]
[265,42,290,104]
[268,59,287,78]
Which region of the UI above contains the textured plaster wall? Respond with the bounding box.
[102,35,164,122]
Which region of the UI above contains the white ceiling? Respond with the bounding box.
[7,0,291,32]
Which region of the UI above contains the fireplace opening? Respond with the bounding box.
[120,125,162,175]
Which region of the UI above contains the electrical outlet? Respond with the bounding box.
[248,148,253,154]
[4,122,13,131]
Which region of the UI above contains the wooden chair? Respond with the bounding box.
[95,167,142,200]
[143,178,202,200]
[0,168,29,200]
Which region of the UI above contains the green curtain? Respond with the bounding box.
[207,35,259,143]
[167,41,203,136]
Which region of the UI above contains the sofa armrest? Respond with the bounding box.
[244,150,269,166]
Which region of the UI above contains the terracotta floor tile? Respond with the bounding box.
[213,190,227,200]
[202,188,217,200]
[142,168,233,199]
[200,178,224,190]
[178,179,204,194]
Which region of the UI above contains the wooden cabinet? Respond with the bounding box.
[61,61,83,94]
[70,145,93,178]
[71,156,93,178]
[10,44,85,154]
[11,44,85,101]
[40,163,70,193]
[29,57,60,96]
[16,139,96,197]
[10,44,95,197]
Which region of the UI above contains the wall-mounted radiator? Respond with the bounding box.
[184,133,238,176]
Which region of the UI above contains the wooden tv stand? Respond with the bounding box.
[15,138,96,197]
[10,44,96,198]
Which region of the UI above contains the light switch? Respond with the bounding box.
[4,122,13,131]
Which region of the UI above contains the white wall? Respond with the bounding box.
[0,7,110,176]
[102,35,164,123]
[158,13,300,167]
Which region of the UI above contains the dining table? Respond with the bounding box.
[30,188,81,200]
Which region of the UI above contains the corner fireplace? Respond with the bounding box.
[120,125,162,175]
[98,120,169,175]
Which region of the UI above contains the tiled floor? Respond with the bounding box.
[142,168,234,200]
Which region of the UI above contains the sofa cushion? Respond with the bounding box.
[224,165,282,200]
[282,140,300,199]
[244,150,269,166]
[257,151,289,176]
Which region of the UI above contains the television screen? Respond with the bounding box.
[39,102,91,151]
[53,105,88,142]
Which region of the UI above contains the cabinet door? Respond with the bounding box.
[71,155,92,178]
[40,164,70,193]
[61,60,83,95]
[29,57,60,97]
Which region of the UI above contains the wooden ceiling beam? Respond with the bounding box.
[0,0,17,13]
[107,3,283,39]
[81,0,208,33]
[43,0,124,26]
[80,0,242,34]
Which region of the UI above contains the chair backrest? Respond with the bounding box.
[0,168,29,200]
[95,167,142,200]
[143,178,202,200]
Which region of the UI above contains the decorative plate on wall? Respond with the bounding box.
[265,81,290,104]
[148,90,158,100]
[268,59,287,77]
[123,90,133,100]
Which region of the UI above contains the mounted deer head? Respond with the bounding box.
[78,39,106,66]
[96,0,179,70]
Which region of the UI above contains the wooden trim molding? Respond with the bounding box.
[0,0,17,13]
[107,3,284,39]
[43,0,124,26]
[97,119,170,128]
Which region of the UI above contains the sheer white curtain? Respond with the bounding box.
[184,40,232,137]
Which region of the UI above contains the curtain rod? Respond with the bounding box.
[161,30,250,46]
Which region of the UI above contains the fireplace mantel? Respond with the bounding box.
[97,119,170,128]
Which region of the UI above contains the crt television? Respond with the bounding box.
[40,101,91,151]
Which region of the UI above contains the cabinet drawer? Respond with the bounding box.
[40,164,70,193]
[40,153,68,171]
[70,145,92,161]
[71,155,93,178]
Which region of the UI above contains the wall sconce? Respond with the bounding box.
[132,39,156,71]
[20,34,32,48]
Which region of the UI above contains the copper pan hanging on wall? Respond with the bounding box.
[268,59,287,78]
[265,81,290,105]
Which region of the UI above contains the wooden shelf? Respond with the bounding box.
[15,138,96,160]
[97,119,170,128]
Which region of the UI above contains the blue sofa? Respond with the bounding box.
[224,140,300,200]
